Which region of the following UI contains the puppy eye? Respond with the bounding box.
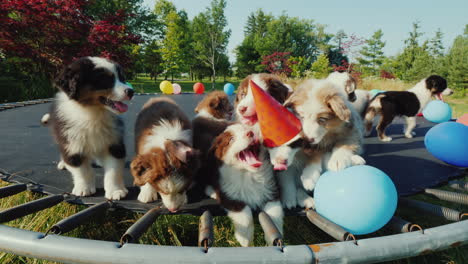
[229,137,234,143]
[318,117,328,124]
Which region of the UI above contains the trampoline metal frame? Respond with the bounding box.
[1,96,468,263]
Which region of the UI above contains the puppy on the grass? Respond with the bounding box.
[131,97,200,212]
[46,57,133,200]
[276,79,365,208]
[205,123,283,247]
[364,75,452,141]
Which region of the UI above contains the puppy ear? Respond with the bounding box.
[130,154,153,186]
[328,95,351,122]
[210,131,233,160]
[209,96,220,109]
[165,140,196,163]
[54,66,79,100]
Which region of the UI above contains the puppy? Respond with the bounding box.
[192,91,234,157]
[47,57,133,200]
[235,73,290,126]
[284,79,365,193]
[364,75,452,141]
[326,71,370,116]
[206,124,283,247]
[131,98,200,212]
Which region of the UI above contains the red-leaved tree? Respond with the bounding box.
[380,70,396,79]
[261,52,296,76]
[0,0,141,76]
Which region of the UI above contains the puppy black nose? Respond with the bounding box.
[239,106,247,114]
[125,88,134,99]
[307,137,315,143]
[246,131,254,138]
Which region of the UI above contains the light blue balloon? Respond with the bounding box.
[422,100,452,123]
[224,83,235,95]
[369,89,383,97]
[315,165,397,235]
[425,122,468,167]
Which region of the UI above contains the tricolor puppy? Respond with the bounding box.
[235,73,290,126]
[285,79,365,192]
[326,71,370,116]
[364,75,452,141]
[193,91,234,156]
[131,98,200,212]
[206,124,283,247]
[47,57,133,199]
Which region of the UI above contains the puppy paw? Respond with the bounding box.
[327,152,354,171]
[351,155,366,166]
[380,136,393,142]
[57,160,66,170]
[298,196,315,210]
[72,184,96,197]
[235,235,251,247]
[204,186,218,200]
[281,193,298,209]
[105,187,128,200]
[138,189,158,203]
[405,131,416,138]
[301,177,317,191]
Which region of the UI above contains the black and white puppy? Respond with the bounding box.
[364,75,453,141]
[47,57,133,199]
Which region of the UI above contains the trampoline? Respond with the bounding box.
[0,94,467,263]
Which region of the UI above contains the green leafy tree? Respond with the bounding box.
[160,10,191,81]
[429,29,444,57]
[393,22,426,80]
[143,40,164,80]
[192,0,231,89]
[357,29,386,75]
[446,25,468,93]
[154,0,177,37]
[308,54,332,79]
[289,56,311,78]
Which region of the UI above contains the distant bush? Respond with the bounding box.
[380,70,396,79]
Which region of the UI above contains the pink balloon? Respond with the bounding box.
[172,83,182,94]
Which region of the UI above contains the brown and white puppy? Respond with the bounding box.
[364,75,452,141]
[47,57,133,200]
[279,79,365,207]
[131,98,200,212]
[192,91,234,157]
[235,73,290,126]
[205,124,283,247]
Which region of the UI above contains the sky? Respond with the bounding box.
[142,0,467,62]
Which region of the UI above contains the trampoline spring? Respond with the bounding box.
[399,198,465,221]
[46,201,112,236]
[0,194,64,223]
[0,183,27,199]
[386,216,423,233]
[198,211,214,252]
[120,207,161,245]
[306,209,356,243]
[424,188,468,206]
[258,211,284,251]
[448,180,468,192]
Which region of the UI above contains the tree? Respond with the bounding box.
[160,10,191,81]
[308,53,332,79]
[446,25,468,93]
[261,52,295,76]
[393,22,426,80]
[192,0,231,89]
[142,40,164,80]
[335,30,347,48]
[357,29,386,75]
[289,56,311,78]
[429,29,444,57]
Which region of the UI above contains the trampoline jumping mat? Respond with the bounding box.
[0,94,463,214]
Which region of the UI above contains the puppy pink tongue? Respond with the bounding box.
[244,150,262,168]
[274,163,288,171]
[114,102,128,113]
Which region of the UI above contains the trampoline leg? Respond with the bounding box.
[306,209,355,242]
[120,207,161,245]
[47,201,112,235]
[0,194,64,223]
[386,216,423,233]
[0,183,27,199]
[198,211,214,252]
[424,188,468,206]
[259,211,283,249]
[399,198,467,221]
[448,180,468,192]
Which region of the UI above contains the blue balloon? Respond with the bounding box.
[424,122,468,167]
[224,83,235,95]
[369,89,384,98]
[315,165,397,235]
[422,100,452,123]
